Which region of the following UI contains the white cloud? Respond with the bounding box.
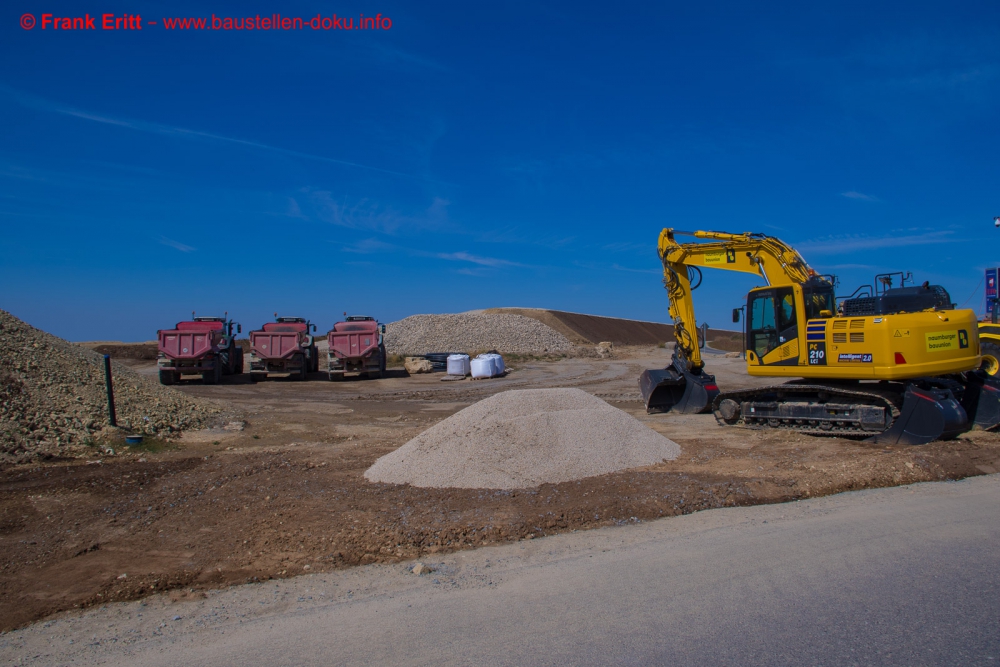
[436,251,520,268]
[158,236,195,253]
[796,230,959,255]
[0,84,437,182]
[841,191,880,202]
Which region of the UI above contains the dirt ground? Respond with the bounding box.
[2,346,999,631]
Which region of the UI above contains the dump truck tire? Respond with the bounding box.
[296,354,308,381]
[235,348,244,374]
[158,370,175,386]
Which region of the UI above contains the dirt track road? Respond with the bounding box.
[4,474,998,666]
[1,348,999,631]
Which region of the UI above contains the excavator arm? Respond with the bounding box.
[641,228,822,414]
[659,228,819,372]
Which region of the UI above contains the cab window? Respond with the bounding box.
[778,290,797,344]
[749,291,777,357]
[749,287,797,357]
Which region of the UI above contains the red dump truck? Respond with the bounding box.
[157,315,243,385]
[327,316,387,380]
[247,317,318,382]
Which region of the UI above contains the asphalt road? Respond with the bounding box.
[5,475,998,666]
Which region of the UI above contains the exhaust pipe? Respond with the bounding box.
[639,363,720,414]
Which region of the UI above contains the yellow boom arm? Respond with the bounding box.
[658,228,819,371]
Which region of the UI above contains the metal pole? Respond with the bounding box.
[103,354,117,427]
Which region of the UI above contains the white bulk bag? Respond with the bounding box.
[478,353,504,375]
[447,354,471,376]
[470,357,494,378]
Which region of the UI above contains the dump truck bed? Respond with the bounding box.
[158,327,217,360]
[328,322,380,360]
[250,331,303,360]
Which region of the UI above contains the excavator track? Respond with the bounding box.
[713,382,902,437]
[711,378,978,444]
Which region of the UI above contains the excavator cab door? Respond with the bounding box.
[746,286,802,366]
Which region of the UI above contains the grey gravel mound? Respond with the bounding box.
[0,310,227,464]
[365,388,680,489]
[384,313,572,356]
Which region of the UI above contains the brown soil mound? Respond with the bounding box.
[0,310,228,465]
[486,308,743,351]
[88,343,159,360]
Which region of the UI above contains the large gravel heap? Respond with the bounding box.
[365,388,680,489]
[385,313,572,355]
[0,310,224,464]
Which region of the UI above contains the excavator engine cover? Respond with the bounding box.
[640,365,719,414]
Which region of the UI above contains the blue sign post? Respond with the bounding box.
[986,268,997,318]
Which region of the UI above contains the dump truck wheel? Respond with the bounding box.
[296,354,308,381]
[328,371,344,382]
[981,342,1000,376]
[235,348,245,374]
[158,370,175,386]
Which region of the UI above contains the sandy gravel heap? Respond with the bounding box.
[384,313,572,356]
[365,388,680,489]
[0,309,225,464]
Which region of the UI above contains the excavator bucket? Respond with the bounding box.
[958,371,1000,430]
[867,384,968,446]
[639,366,720,414]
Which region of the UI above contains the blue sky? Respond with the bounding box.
[2,1,998,341]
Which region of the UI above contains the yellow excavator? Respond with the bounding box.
[639,229,1000,445]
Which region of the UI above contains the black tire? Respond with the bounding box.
[296,354,308,381]
[235,347,245,374]
[328,371,344,382]
[249,372,261,383]
[159,370,175,386]
[981,341,1000,376]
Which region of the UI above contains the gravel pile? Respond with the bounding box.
[384,313,573,356]
[365,388,680,489]
[0,309,226,465]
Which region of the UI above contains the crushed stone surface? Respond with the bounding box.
[384,313,573,356]
[0,310,227,464]
[365,388,680,489]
